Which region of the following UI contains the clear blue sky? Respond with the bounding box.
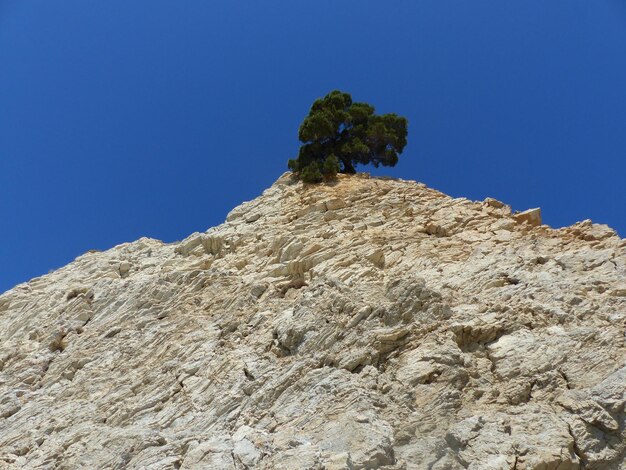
[1,1,625,293]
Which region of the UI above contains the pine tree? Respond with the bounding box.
[289,90,408,183]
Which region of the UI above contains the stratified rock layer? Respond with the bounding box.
[1,173,624,469]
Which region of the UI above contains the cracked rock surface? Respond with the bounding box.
[0,172,624,469]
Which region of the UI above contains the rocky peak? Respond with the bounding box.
[0,173,624,468]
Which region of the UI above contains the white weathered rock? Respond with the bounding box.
[484,197,505,209]
[0,172,624,469]
[513,207,542,226]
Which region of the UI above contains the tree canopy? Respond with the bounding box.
[288,90,408,183]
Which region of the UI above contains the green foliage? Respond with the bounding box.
[289,90,408,182]
[322,154,340,177]
[288,153,339,183]
[300,162,323,183]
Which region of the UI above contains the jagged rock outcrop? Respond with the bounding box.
[0,172,624,469]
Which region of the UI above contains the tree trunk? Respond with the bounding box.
[340,159,356,174]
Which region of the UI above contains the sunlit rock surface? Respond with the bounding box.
[1,172,624,469]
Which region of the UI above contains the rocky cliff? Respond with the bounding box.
[1,173,625,469]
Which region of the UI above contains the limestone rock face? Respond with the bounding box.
[1,172,624,469]
[513,207,542,227]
